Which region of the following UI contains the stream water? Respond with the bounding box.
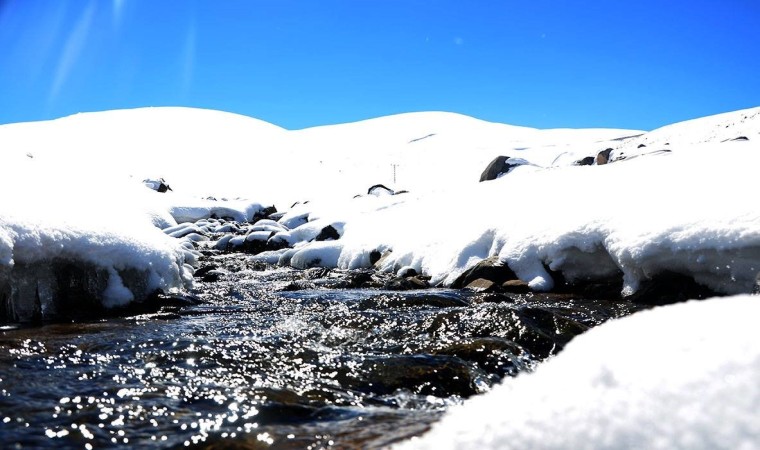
[0,254,644,449]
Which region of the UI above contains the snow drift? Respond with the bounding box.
[0,155,194,320]
[395,294,760,450]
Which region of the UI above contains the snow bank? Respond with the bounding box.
[396,294,760,450]
[0,156,194,318]
[275,138,760,296]
[0,107,641,207]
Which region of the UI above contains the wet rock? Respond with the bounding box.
[383,276,430,291]
[501,279,531,294]
[627,271,718,305]
[561,275,624,299]
[360,292,469,309]
[452,256,518,289]
[432,337,529,377]
[424,303,591,360]
[518,307,589,347]
[470,293,517,304]
[148,292,203,307]
[753,273,760,294]
[357,354,480,397]
[193,264,218,279]
[238,231,275,254]
[464,278,497,293]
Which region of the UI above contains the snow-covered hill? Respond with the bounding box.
[0,107,641,206]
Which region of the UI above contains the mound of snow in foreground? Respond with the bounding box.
[396,294,760,450]
[0,157,194,316]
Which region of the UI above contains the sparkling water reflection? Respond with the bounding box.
[0,256,642,448]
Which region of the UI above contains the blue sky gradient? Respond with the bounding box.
[1,0,759,130]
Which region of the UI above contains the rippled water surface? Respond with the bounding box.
[0,255,643,448]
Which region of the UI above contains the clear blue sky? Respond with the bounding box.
[1,0,759,130]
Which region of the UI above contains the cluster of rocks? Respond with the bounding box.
[479,145,678,182]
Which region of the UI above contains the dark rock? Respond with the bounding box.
[573,156,595,166]
[517,307,589,348]
[565,275,625,299]
[470,293,517,304]
[464,278,498,293]
[627,271,718,305]
[383,276,430,291]
[315,225,340,241]
[264,235,290,252]
[201,270,224,282]
[267,211,286,221]
[753,273,759,294]
[501,279,531,294]
[452,256,518,289]
[637,144,647,148]
[398,267,418,278]
[367,184,395,196]
[304,267,332,280]
[433,337,529,377]
[356,354,479,397]
[143,178,172,193]
[596,148,614,165]
[369,250,383,265]
[344,270,375,288]
[732,136,749,141]
[480,156,509,181]
[253,205,277,222]
[239,231,275,254]
[193,265,219,279]
[148,292,203,307]
[479,156,532,182]
[360,292,468,309]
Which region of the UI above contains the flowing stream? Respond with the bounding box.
[0,254,644,449]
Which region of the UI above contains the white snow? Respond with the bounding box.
[395,294,760,450]
[0,158,194,311]
[0,105,758,302]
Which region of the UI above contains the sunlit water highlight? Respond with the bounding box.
[0,255,642,448]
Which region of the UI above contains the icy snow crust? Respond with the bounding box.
[395,294,760,450]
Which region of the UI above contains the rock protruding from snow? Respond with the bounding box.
[479,156,534,181]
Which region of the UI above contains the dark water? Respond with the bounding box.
[0,254,643,449]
